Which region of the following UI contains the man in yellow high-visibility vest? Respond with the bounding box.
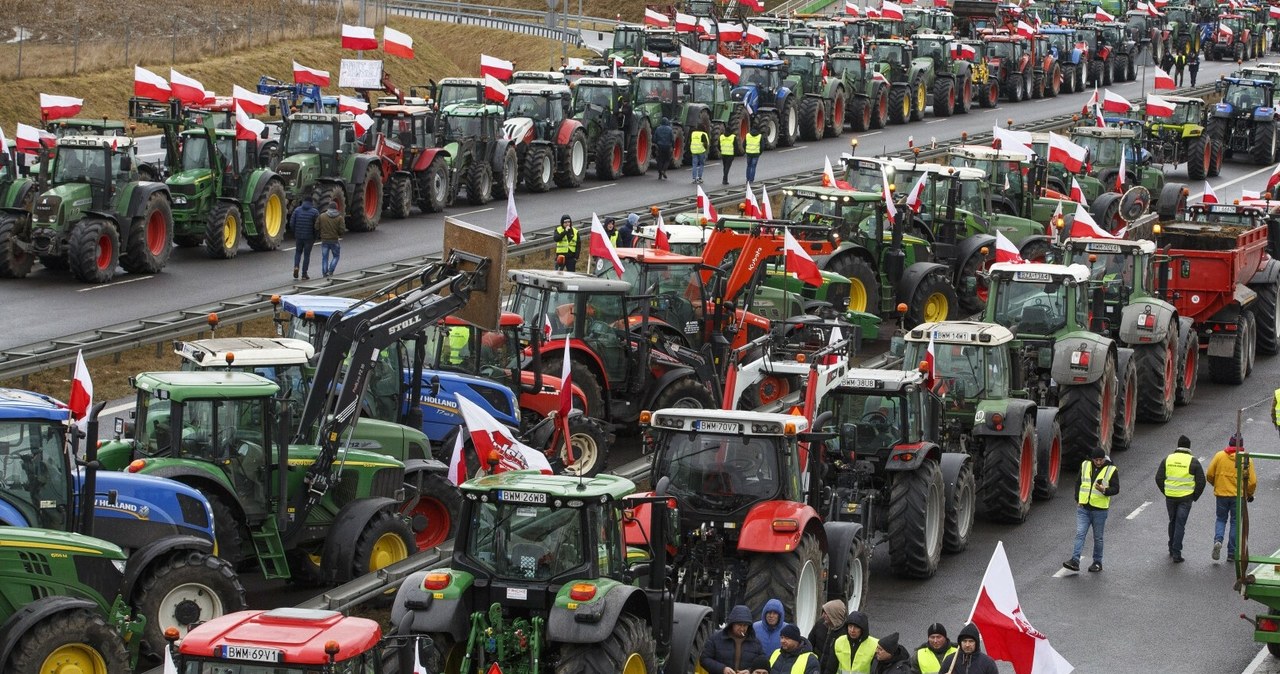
[1154,434,1205,563]
[765,624,817,674]
[911,623,957,674]
[1063,447,1119,573]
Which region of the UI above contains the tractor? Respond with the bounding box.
[1206,14,1255,61]
[1070,124,1191,217]
[21,135,173,283]
[686,73,751,158]
[945,143,1076,224]
[276,112,384,231]
[629,70,704,164]
[369,104,445,216]
[1027,32,1064,98]
[1097,20,1139,82]
[1124,9,1169,67]
[572,77,652,179]
[502,83,589,192]
[1143,95,1223,180]
[0,140,46,278]
[954,38,1002,108]
[1207,78,1280,165]
[1163,4,1201,55]
[913,33,976,114]
[862,39,933,123]
[829,45,893,131]
[1073,24,1116,86]
[435,103,519,204]
[1039,26,1085,94]
[776,46,848,138]
[732,58,803,148]
[983,34,1035,102]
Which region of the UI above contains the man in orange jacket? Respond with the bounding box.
[1206,434,1257,562]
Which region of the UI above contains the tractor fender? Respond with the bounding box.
[124,182,170,219]
[972,399,1036,438]
[955,234,996,285]
[556,118,584,145]
[413,147,449,173]
[1034,407,1059,467]
[815,243,874,272]
[348,155,377,195]
[316,176,347,202]
[390,569,474,640]
[1119,299,1177,344]
[638,366,702,411]
[1017,234,1052,260]
[1250,258,1280,286]
[737,500,822,553]
[404,456,449,476]
[825,80,845,101]
[547,583,651,644]
[121,535,214,601]
[894,261,950,307]
[684,103,710,129]
[246,169,283,206]
[777,87,793,109]
[1,180,39,216]
[491,138,514,173]
[885,441,941,472]
[0,499,29,526]
[0,596,101,669]
[544,341,609,399]
[669,603,716,672]
[823,520,863,567]
[1116,346,1135,383]
[1050,332,1116,386]
[321,496,401,584]
[939,452,971,510]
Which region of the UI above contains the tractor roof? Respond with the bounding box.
[868,38,912,46]
[634,70,682,80]
[175,337,315,368]
[990,262,1091,282]
[0,387,69,422]
[894,161,987,182]
[461,470,636,500]
[574,77,630,87]
[734,58,787,67]
[1154,95,1202,104]
[277,293,372,319]
[1222,77,1274,88]
[507,83,573,96]
[441,102,503,116]
[785,184,884,202]
[948,144,1032,162]
[1063,237,1157,254]
[58,135,134,149]
[132,371,281,401]
[906,321,1015,346]
[779,46,825,56]
[507,269,632,293]
[635,223,712,244]
[288,112,356,123]
[440,77,485,85]
[1038,26,1075,33]
[178,609,381,665]
[1070,126,1137,139]
[614,247,704,264]
[835,367,927,392]
[512,70,568,83]
[371,105,434,117]
[649,409,809,434]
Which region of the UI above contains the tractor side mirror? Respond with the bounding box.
[119,155,132,171]
[345,129,357,143]
[889,334,906,357]
[261,128,270,140]
[429,375,441,398]
[159,135,169,149]
[838,422,858,460]
[270,104,279,117]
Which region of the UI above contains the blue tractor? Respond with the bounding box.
[732,58,798,150]
[256,76,328,119]
[1038,27,1085,94]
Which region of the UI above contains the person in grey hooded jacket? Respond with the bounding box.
[938,623,998,674]
[701,604,768,674]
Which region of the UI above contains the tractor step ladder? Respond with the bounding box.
[250,516,291,580]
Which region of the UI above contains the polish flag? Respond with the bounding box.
[1082,87,1098,114]
[924,332,937,388]
[1218,23,1233,39]
[1270,5,1280,19]
[353,112,374,137]
[383,26,414,58]
[1047,132,1087,173]
[1154,66,1176,90]
[654,213,672,251]
[697,185,719,222]
[504,187,522,244]
[697,18,716,34]
[15,123,42,154]
[235,103,266,142]
[867,8,881,18]
[681,46,710,74]
[744,186,761,218]
[993,125,1035,157]
[881,1,905,19]
[1095,6,1115,21]
[480,54,514,81]
[69,350,93,432]
[1147,1,1162,15]
[484,74,509,104]
[1048,200,1063,238]
[641,51,662,67]
[1115,151,1126,192]
[783,229,824,286]
[995,231,1025,263]
[447,429,467,485]
[953,42,977,59]
[1102,89,1132,113]
[1201,180,1218,204]
[760,185,774,219]
[338,95,369,115]
[1017,20,1036,38]
[717,56,742,85]
[1266,163,1280,195]
[746,24,769,45]
[741,0,764,10]
[845,0,861,14]
[882,169,898,223]
[968,542,1074,674]
[39,94,83,121]
[1146,94,1175,118]
[675,11,697,32]
[456,396,552,475]
[1093,98,1106,127]
[590,213,626,278]
[1069,202,1115,238]
[134,66,172,102]
[644,7,670,26]
[169,70,208,105]
[905,172,928,213]
[557,337,573,422]
[822,155,837,187]
[341,24,378,50]
[232,84,270,115]
[1070,177,1087,206]
[292,61,331,87]
[1242,188,1262,201]
[719,22,743,41]
[872,71,890,86]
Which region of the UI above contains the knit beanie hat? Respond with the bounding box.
[927,623,947,638]
[780,624,802,641]
[1178,435,1191,450]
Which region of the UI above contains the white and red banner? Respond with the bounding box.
[904,172,928,213]
[995,231,1025,263]
[1153,66,1176,90]
[1145,94,1175,118]
[504,186,522,244]
[590,213,626,278]
[881,1,905,19]
[1270,5,1280,19]
[1218,23,1234,39]
[1069,202,1114,238]
[760,184,773,219]
[1102,89,1132,113]
[1047,132,1087,173]
[924,332,937,387]
[383,26,414,58]
[15,123,42,154]
[968,542,1074,674]
[39,94,83,121]
[675,11,697,32]
[1017,20,1036,38]
[169,70,208,105]
[718,22,743,41]
[654,213,672,251]
[1095,6,1115,21]
[952,42,977,59]
[1267,164,1280,195]
[134,66,172,102]
[455,396,552,477]
[232,84,270,115]
[993,125,1035,157]
[353,112,374,137]
[484,74,509,104]
[644,7,670,26]
[641,51,662,67]
[746,24,769,45]
[235,103,266,142]
[338,95,369,115]
[557,336,573,421]
[717,55,742,84]
[680,46,710,74]
[783,229,824,286]
[1070,177,1087,206]
[70,350,93,432]
[341,24,378,50]
[292,61,331,87]
[882,169,898,223]
[480,54,514,81]
[697,185,718,222]
[744,185,761,218]
[1115,151,1126,192]
[845,0,862,15]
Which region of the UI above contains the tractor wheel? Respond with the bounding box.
[873,87,890,128]
[207,495,250,568]
[465,158,493,205]
[652,377,715,410]
[933,77,955,118]
[121,192,173,274]
[799,96,824,141]
[318,184,345,221]
[1244,310,1257,377]
[352,509,415,578]
[778,98,800,147]
[542,357,604,418]
[957,246,995,314]
[555,614,657,674]
[680,616,714,674]
[1007,74,1024,102]
[6,609,130,674]
[1033,417,1062,501]
[1102,58,1113,85]
[1112,55,1128,84]
[554,128,589,188]
[418,158,449,213]
[401,470,459,551]
[1175,326,1199,406]
[523,145,555,193]
[1087,60,1102,87]
[562,414,613,477]
[829,534,869,612]
[204,200,241,260]
[348,170,383,231]
[888,86,911,125]
[902,271,956,329]
[849,95,871,132]
[1187,135,1211,180]
[68,218,119,284]
[956,76,973,114]
[708,122,726,159]
[0,212,32,278]
[1061,65,1076,94]
[981,419,1035,524]
[1251,122,1277,165]
[1136,328,1178,423]
[888,459,945,579]
[246,179,287,251]
[910,78,927,122]
[385,173,414,219]
[1031,70,1044,99]
[825,89,845,137]
[134,551,245,659]
[1048,63,1062,96]
[493,146,518,198]
[417,634,465,674]
[754,111,781,150]
[1208,315,1249,384]
[826,254,878,314]
[1111,354,1137,451]
[1126,55,1136,80]
[285,544,326,586]
[1209,138,1224,176]
[595,130,625,181]
[1253,279,1280,354]
[728,105,751,146]
[943,460,976,553]
[1058,351,1116,464]
[668,126,686,169]
[257,140,282,169]
[745,533,825,635]
[623,119,651,176]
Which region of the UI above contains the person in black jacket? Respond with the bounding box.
[654,117,675,180]
[289,197,319,280]
[939,623,998,674]
[1155,434,1206,563]
[765,624,818,674]
[869,632,914,674]
[701,604,768,674]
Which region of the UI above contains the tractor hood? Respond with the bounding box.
[503,117,535,144]
[444,142,461,162]
[276,154,319,198]
[31,183,93,229]
[165,168,214,208]
[731,85,759,111]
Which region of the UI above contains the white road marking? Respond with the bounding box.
[1126,500,1153,520]
[577,184,615,192]
[1241,646,1269,674]
[77,276,153,292]
[926,118,948,124]
[778,146,807,153]
[1192,165,1278,199]
[102,402,132,416]
[453,207,494,216]
[859,131,882,137]
[1052,567,1075,578]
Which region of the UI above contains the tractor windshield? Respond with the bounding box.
[819,391,912,450]
[613,27,642,51]
[464,501,587,580]
[690,77,719,103]
[740,66,777,88]
[52,147,107,185]
[507,94,550,121]
[905,342,1009,399]
[1043,31,1073,53]
[636,77,676,102]
[443,114,482,140]
[915,38,948,62]
[991,278,1069,335]
[1069,248,1135,296]
[1166,102,1201,125]
[1071,134,1122,166]
[283,121,335,155]
[178,361,311,410]
[180,136,215,171]
[985,40,1017,61]
[656,431,783,510]
[843,162,889,192]
[785,54,818,78]
[0,418,70,529]
[870,42,907,64]
[437,83,482,107]
[573,85,616,114]
[1223,84,1268,111]
[828,56,864,78]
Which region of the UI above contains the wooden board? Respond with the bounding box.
[442,217,506,331]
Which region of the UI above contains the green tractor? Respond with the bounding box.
[1070,124,1190,220]
[435,102,518,204]
[1143,95,1223,180]
[686,73,751,158]
[134,99,288,259]
[629,70,710,165]
[829,45,892,131]
[865,38,933,124]
[913,32,975,115]
[391,472,715,674]
[572,77,652,180]
[0,141,47,278]
[22,135,173,283]
[1162,4,1201,54]
[776,46,847,139]
[944,144,1075,224]
[276,112,384,232]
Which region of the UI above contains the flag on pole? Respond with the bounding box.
[557,343,574,456]
[654,213,672,251]
[1095,6,1115,21]
[717,57,742,85]
[697,185,719,222]
[1048,200,1063,238]
[746,24,769,44]
[1016,19,1036,38]
[590,213,626,278]
[1145,94,1175,118]
[845,0,861,14]
[823,155,837,187]
[163,645,180,674]
[905,172,928,213]
[1266,163,1280,196]
[995,231,1025,263]
[14,123,42,154]
[1153,66,1176,90]
[675,11,697,31]
[134,66,172,102]
[70,350,93,432]
[235,103,267,142]
[169,70,209,105]
[341,24,378,50]
[383,26,415,58]
[968,542,1074,674]
[1102,89,1132,113]
[1070,177,1087,206]
[1115,150,1126,192]
[293,61,331,87]
[760,184,773,219]
[1201,180,1218,204]
[456,396,552,475]
[480,54,514,81]
[783,229,824,286]
[412,638,430,674]
[39,94,83,121]
[232,84,270,115]
[1047,133,1087,173]
[744,186,761,218]
[644,7,671,26]
[338,95,370,115]
[504,187,522,244]
[882,170,898,223]
[447,429,467,485]
[680,46,710,74]
[641,51,662,67]
[484,74,509,104]
[881,1,905,19]
[993,125,1035,157]
[1069,202,1115,238]
[718,22,744,41]
[924,332,936,387]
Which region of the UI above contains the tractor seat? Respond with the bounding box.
[509,541,550,579]
[702,469,741,496]
[1019,305,1054,334]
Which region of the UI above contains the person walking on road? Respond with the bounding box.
[701,604,768,674]
[1188,51,1200,86]
[290,197,319,280]
[745,129,763,185]
[690,126,710,184]
[317,202,345,278]
[939,624,998,674]
[869,633,912,674]
[654,117,675,180]
[823,611,877,674]
[1063,447,1119,573]
[912,623,956,674]
[719,128,739,185]
[1207,434,1257,562]
[1174,51,1187,87]
[554,214,579,272]
[754,599,791,658]
[767,625,818,674]
[1160,50,1175,75]
[1155,434,1206,563]
[808,599,845,671]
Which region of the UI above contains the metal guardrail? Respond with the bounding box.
[0,83,1215,384]
[389,0,585,46]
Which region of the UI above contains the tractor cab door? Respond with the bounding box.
[0,418,71,530]
[578,293,629,385]
[180,398,272,516]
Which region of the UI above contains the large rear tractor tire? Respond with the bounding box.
[933,77,955,118]
[204,200,241,259]
[385,173,414,219]
[1033,417,1062,501]
[542,357,604,418]
[829,535,869,611]
[778,99,800,147]
[943,460,976,553]
[554,129,589,188]
[347,170,383,232]
[668,126,686,170]
[825,90,846,137]
[623,120,652,176]
[755,110,780,150]
[1208,315,1249,384]
[0,212,33,278]
[402,470,460,551]
[902,272,957,329]
[523,145,555,193]
[1252,279,1280,354]
[69,218,119,284]
[134,551,246,659]
[849,95,872,132]
[889,86,911,125]
[465,158,494,206]
[652,377,715,410]
[121,193,173,274]
[555,614,657,674]
[561,414,613,477]
[595,131,625,181]
[7,609,130,674]
[1187,135,1212,180]
[352,509,415,578]
[1058,352,1116,464]
[981,420,1036,523]
[1136,328,1177,423]
[418,159,448,213]
[910,79,927,121]
[745,533,825,635]
[888,459,945,579]
[799,96,824,141]
[492,146,518,199]
[247,179,287,251]
[873,87,890,128]
[1111,354,1138,451]
[1175,326,1199,406]
[826,254,879,314]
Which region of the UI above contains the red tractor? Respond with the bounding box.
[983,33,1034,102]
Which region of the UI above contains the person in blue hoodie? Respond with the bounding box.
[754,598,791,657]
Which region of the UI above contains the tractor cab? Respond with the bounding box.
[983,263,1091,339]
[422,313,525,389]
[867,39,915,79]
[1063,237,1156,320]
[571,78,629,119]
[438,103,503,147]
[511,70,568,86]
[436,77,487,108]
[1216,78,1275,116]
[507,270,634,385]
[505,84,571,131]
[0,388,76,529]
[778,47,827,90]
[913,33,954,69]
[48,135,138,208]
[175,337,316,409]
[44,118,127,139]
[632,70,687,120]
[734,60,787,101]
[903,321,1015,402]
[609,24,647,61]
[279,112,359,187]
[371,105,436,150]
[819,369,935,469]
[1070,125,1143,168]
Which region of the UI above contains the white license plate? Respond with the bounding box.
[843,378,878,389]
[695,420,740,433]
[497,490,548,504]
[221,646,283,663]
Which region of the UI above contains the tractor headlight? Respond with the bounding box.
[172,195,187,205]
[111,559,127,574]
